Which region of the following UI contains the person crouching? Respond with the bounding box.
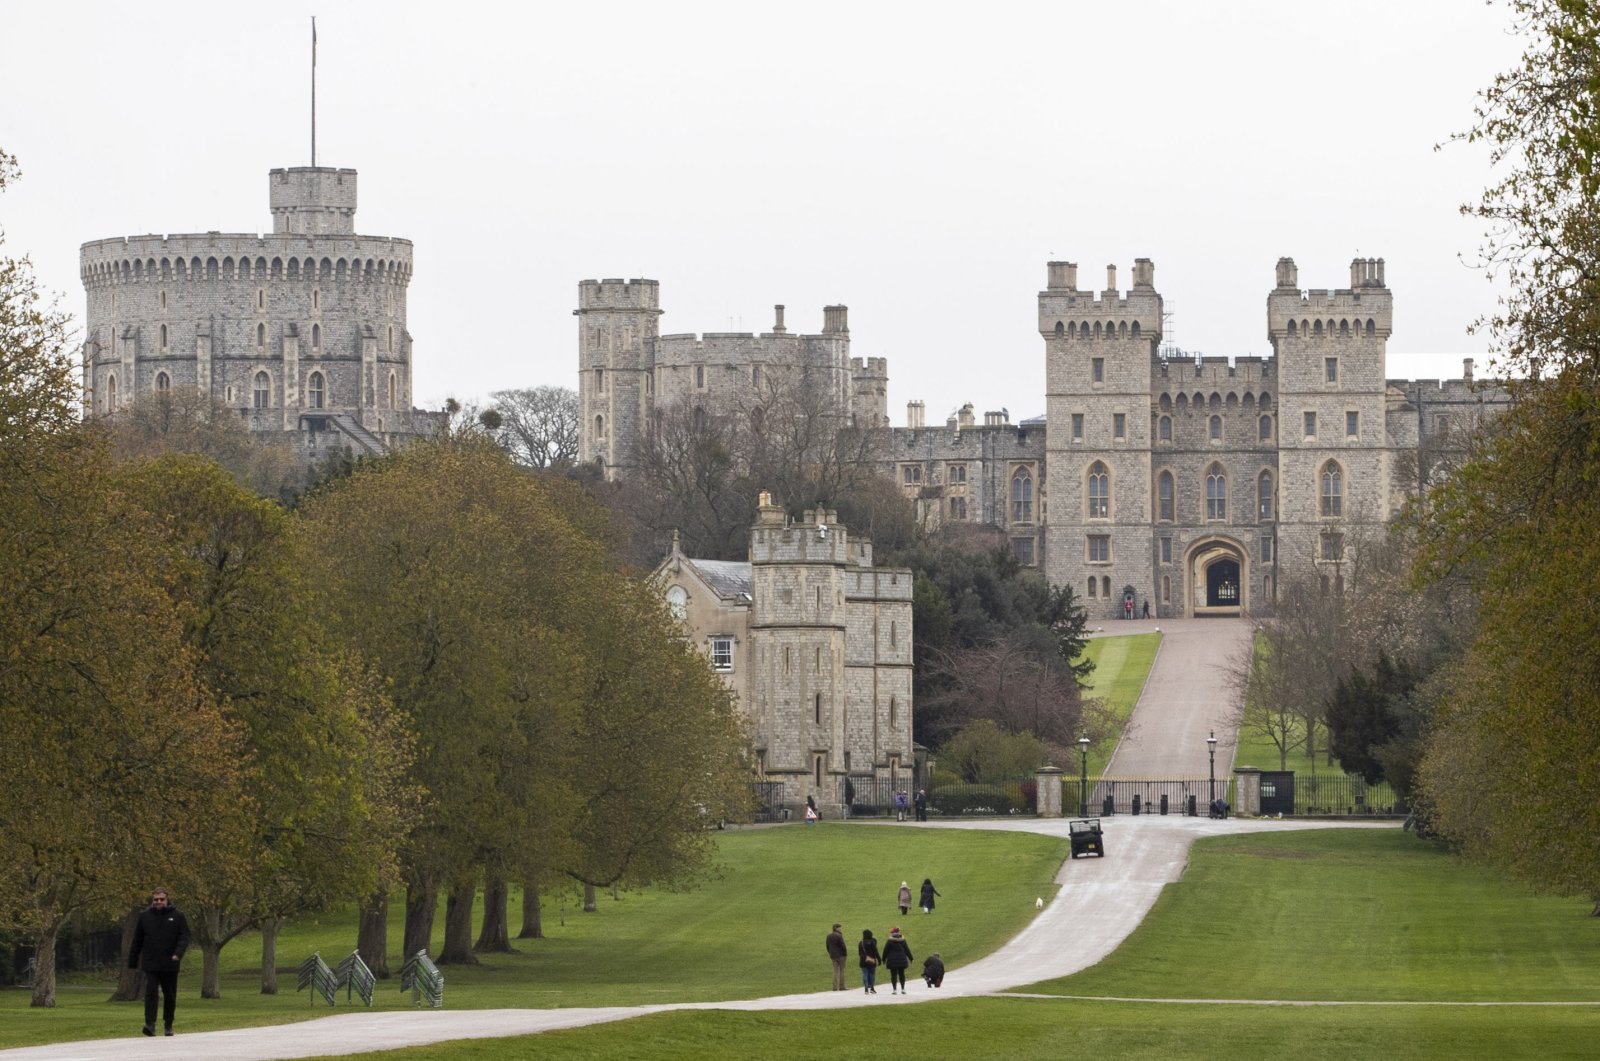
[922,952,945,988]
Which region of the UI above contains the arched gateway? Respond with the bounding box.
[1186,537,1246,617]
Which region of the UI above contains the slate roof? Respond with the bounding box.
[688,559,753,601]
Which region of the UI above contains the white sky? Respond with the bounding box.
[2,1,1525,423]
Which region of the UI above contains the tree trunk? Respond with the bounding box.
[29,922,60,1008]
[517,882,543,940]
[358,890,391,978]
[402,883,437,961]
[198,906,227,999]
[474,875,513,953]
[438,880,479,965]
[108,906,146,1002]
[583,882,597,913]
[259,917,280,994]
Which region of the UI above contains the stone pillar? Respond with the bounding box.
[1234,767,1261,817]
[1035,766,1064,818]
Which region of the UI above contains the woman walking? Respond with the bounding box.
[858,929,881,994]
[881,926,913,994]
[920,878,941,914]
[897,881,912,916]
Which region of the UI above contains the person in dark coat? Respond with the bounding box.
[880,926,913,994]
[920,877,941,914]
[922,952,946,988]
[914,789,928,822]
[826,922,848,990]
[858,929,882,994]
[127,887,191,1037]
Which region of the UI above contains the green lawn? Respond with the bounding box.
[297,828,1600,1061]
[1080,632,1161,775]
[0,824,1067,1048]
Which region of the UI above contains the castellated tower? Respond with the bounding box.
[1040,260,1162,612]
[575,278,662,476]
[79,166,439,459]
[1267,258,1394,578]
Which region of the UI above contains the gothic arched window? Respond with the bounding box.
[252,371,270,409]
[1206,463,1227,520]
[1087,461,1109,519]
[1011,468,1034,523]
[1321,461,1344,517]
[307,371,325,409]
[1258,470,1274,521]
[1158,470,1174,522]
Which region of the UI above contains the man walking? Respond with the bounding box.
[914,789,928,822]
[128,887,190,1037]
[825,922,848,990]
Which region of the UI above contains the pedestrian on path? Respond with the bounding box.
[825,922,847,990]
[914,789,928,821]
[858,929,881,994]
[894,790,909,821]
[920,877,941,914]
[128,887,190,1037]
[922,952,945,988]
[897,881,912,916]
[881,927,913,994]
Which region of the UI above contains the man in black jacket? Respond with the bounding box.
[128,888,191,1037]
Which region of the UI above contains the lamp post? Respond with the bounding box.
[1207,730,1218,805]
[1078,736,1091,817]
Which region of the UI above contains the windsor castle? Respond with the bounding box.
[579,257,1505,621]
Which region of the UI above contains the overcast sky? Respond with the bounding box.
[3,1,1525,423]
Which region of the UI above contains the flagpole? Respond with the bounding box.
[311,16,317,166]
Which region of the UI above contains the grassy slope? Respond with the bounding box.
[1080,632,1161,776]
[0,826,1067,1048]
[303,829,1600,1061]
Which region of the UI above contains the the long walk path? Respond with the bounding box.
[3,620,1390,1061]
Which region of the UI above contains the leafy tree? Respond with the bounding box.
[102,388,305,500]
[1325,652,1423,789]
[936,720,1047,783]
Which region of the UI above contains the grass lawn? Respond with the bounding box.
[1080,632,1161,775]
[296,829,1600,1061]
[0,824,1067,1049]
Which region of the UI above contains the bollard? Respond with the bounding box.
[1102,794,1114,816]
[1160,793,1169,815]
[1187,794,1197,817]
[1132,793,1142,816]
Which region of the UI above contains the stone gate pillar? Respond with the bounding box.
[1036,766,1064,818]
[1234,767,1261,816]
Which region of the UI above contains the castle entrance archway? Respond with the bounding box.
[1186,537,1245,617]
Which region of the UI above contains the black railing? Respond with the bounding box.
[1293,773,1406,816]
[747,780,788,823]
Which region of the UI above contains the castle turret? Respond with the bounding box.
[574,278,662,476]
[269,167,357,235]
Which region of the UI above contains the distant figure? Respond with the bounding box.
[858,929,882,994]
[920,877,941,914]
[1124,597,1134,619]
[1142,599,1151,618]
[914,789,928,822]
[1209,798,1230,819]
[894,790,909,822]
[881,927,914,994]
[128,887,190,1038]
[897,881,912,916]
[826,922,848,990]
[922,952,945,988]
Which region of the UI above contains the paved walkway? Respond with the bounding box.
[3,618,1385,1061]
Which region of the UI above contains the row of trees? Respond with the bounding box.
[1242,1,1600,914]
[1,150,752,1005]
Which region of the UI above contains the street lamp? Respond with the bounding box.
[1078,736,1091,817]
[1207,730,1218,805]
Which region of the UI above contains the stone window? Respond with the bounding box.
[595,414,605,440]
[313,289,320,309]
[1072,413,1084,441]
[1258,471,1274,520]
[814,693,823,725]
[1261,536,1274,562]
[1209,414,1221,440]
[159,290,167,310]
[1092,358,1104,383]
[1055,321,1064,337]
[1206,463,1227,520]
[257,289,265,309]
[1346,410,1359,437]
[901,464,922,485]
[596,368,605,394]
[1259,415,1272,440]
[1087,577,1097,599]
[1011,468,1033,522]
[889,697,897,727]
[311,323,321,350]
[1325,357,1338,383]
[1113,413,1126,439]
[948,463,967,485]
[155,371,170,394]
[1303,411,1317,438]
[1159,415,1171,442]
[307,371,325,409]
[710,636,734,672]
[159,324,168,350]
[1321,532,1345,562]
[1087,462,1110,519]
[1162,575,1171,603]
[1158,471,1174,522]
[950,497,967,520]
[1012,537,1034,565]
[257,323,266,348]
[695,365,706,390]
[1320,461,1343,517]
[1160,537,1172,563]
[253,371,271,409]
[388,372,397,409]
[1087,535,1110,563]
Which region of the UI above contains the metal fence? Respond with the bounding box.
[1292,773,1406,816]
[747,780,788,823]
[1081,778,1219,817]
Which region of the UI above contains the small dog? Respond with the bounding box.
[1035,897,1044,909]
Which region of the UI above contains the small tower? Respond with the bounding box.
[575,278,662,477]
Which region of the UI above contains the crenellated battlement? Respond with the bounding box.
[1039,258,1163,342]
[1266,257,1393,345]
[81,234,414,289]
[577,278,661,311]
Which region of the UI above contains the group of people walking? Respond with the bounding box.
[825,875,945,996]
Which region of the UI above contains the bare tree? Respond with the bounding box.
[489,386,579,470]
